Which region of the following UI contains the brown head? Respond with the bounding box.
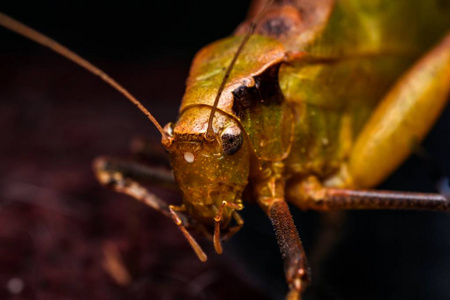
[163,107,250,228]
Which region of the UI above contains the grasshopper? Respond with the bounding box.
[1,0,450,299]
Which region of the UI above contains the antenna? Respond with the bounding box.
[0,12,169,144]
[205,0,275,140]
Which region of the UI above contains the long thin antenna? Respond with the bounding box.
[0,12,168,143]
[205,0,275,140]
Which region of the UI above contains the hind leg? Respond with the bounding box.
[347,32,450,189]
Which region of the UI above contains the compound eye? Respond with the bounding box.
[163,122,174,137]
[221,125,243,155]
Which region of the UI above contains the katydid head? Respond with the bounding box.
[163,107,250,229]
[161,0,282,253]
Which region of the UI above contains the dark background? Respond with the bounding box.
[0,1,449,299]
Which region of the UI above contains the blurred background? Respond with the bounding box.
[0,1,449,299]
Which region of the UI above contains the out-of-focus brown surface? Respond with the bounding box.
[0,2,450,300]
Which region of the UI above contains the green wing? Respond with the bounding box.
[241,0,450,176]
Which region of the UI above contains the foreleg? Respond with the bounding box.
[94,156,177,190]
[256,173,310,299]
[93,157,208,261]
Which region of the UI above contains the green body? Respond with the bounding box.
[167,0,450,226]
[281,1,450,180]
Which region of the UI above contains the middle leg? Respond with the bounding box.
[288,176,449,212]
